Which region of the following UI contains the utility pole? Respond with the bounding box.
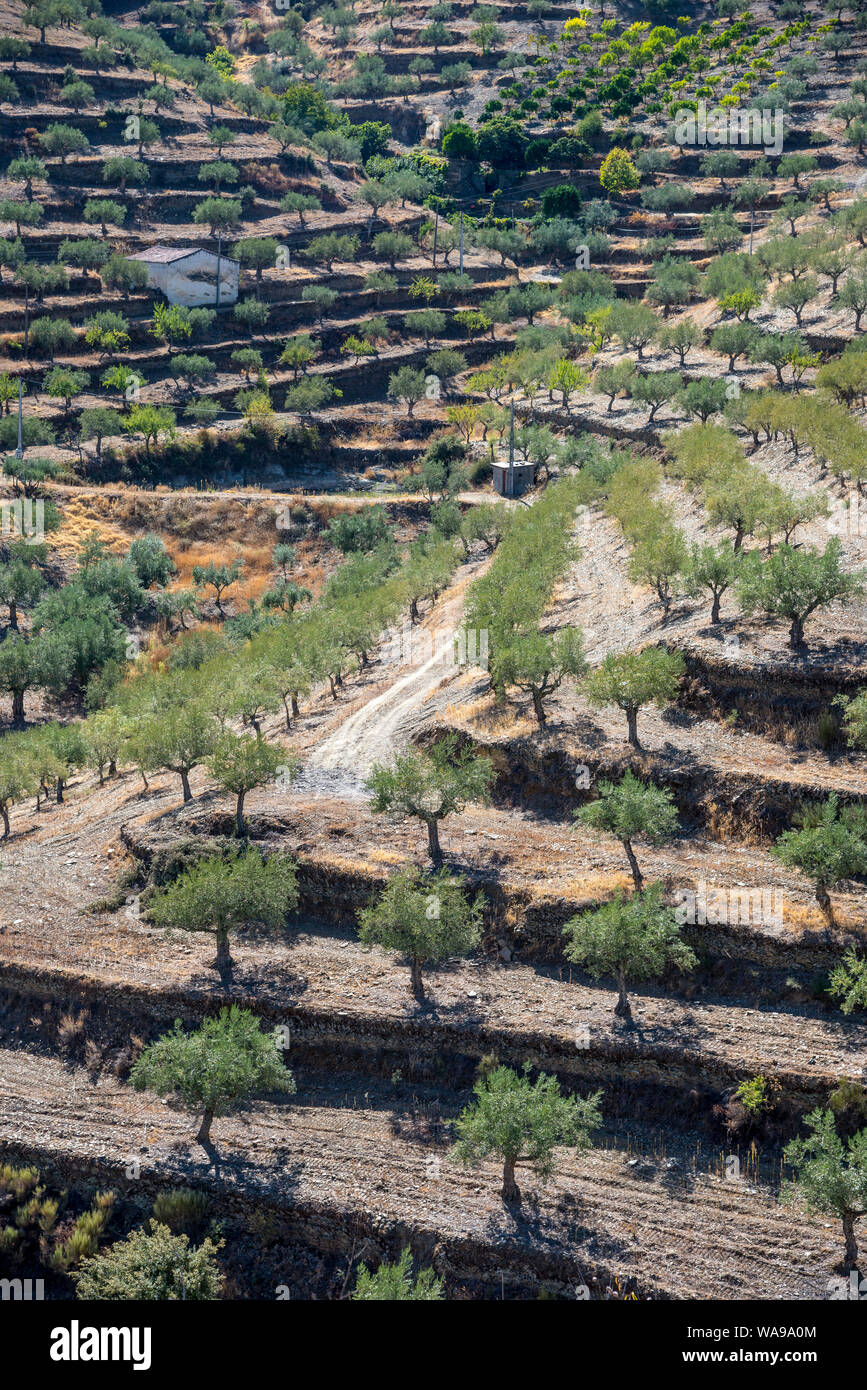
[15,378,23,460]
[432,211,438,268]
[507,397,515,498]
[749,207,754,256]
[23,283,30,356]
[459,211,464,275]
[215,235,222,309]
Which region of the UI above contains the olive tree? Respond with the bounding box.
[147,848,298,975]
[783,1109,867,1270]
[575,771,679,891]
[736,540,865,649]
[452,1064,602,1205]
[130,1005,295,1145]
[207,733,289,836]
[563,884,696,1022]
[772,795,867,926]
[498,629,587,727]
[584,647,685,749]
[357,866,483,999]
[366,735,494,865]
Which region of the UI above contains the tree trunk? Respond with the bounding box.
[282,694,292,730]
[622,839,643,891]
[625,707,640,749]
[291,694,300,718]
[180,768,192,802]
[711,592,721,624]
[615,971,632,1022]
[816,882,835,927]
[8,601,18,630]
[196,1107,215,1146]
[11,688,24,723]
[410,956,425,1000]
[426,816,442,866]
[531,688,546,727]
[843,1211,859,1269]
[215,928,232,973]
[235,791,246,836]
[502,1155,521,1204]
[0,805,8,839]
[789,615,805,649]
[57,778,64,804]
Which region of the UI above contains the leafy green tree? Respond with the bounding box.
[131,1006,295,1144]
[600,147,639,197]
[102,156,148,191]
[658,318,701,367]
[593,359,636,411]
[628,521,687,616]
[234,235,279,283]
[828,948,867,1016]
[387,365,427,417]
[366,735,494,865]
[563,883,696,1022]
[710,322,758,373]
[192,196,242,236]
[772,795,867,926]
[207,732,288,835]
[839,687,867,752]
[0,736,34,836]
[609,301,658,360]
[44,719,87,802]
[452,1064,602,1204]
[39,122,89,163]
[280,191,321,226]
[233,296,270,339]
[147,848,297,973]
[357,866,483,999]
[131,702,217,802]
[584,647,685,749]
[191,558,243,616]
[0,557,44,630]
[704,465,777,552]
[123,405,176,456]
[328,507,391,554]
[0,199,42,236]
[736,539,865,649]
[197,160,238,194]
[498,629,587,727]
[684,540,742,624]
[0,631,41,723]
[73,1221,224,1300]
[783,1109,867,1269]
[630,370,681,424]
[127,533,176,589]
[352,1248,444,1300]
[575,771,678,891]
[679,378,728,424]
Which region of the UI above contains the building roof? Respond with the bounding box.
[128,246,200,264]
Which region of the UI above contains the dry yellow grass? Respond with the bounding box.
[368,849,410,866]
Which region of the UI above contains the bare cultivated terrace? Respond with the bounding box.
[1,0,867,1306]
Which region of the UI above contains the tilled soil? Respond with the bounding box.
[0,1046,846,1301]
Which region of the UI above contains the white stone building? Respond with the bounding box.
[128,246,239,307]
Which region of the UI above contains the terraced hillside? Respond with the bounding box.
[1,0,866,1323]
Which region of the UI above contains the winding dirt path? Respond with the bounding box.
[302,560,490,795]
